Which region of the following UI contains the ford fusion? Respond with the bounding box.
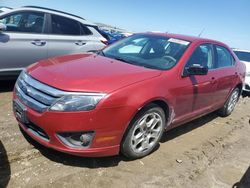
[13,33,245,159]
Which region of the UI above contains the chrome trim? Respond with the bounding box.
[15,84,47,112]
[15,71,106,113]
[27,128,49,142]
[0,68,24,72]
[57,132,94,149]
[18,78,55,105]
[22,72,106,97]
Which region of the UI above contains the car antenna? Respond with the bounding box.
[198,28,205,37]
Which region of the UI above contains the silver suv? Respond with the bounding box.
[0,6,106,78]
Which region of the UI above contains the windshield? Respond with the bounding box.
[234,51,250,62]
[102,34,190,70]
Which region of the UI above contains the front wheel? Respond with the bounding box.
[121,104,165,159]
[218,88,240,117]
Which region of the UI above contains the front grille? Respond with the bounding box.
[15,72,65,113]
[23,121,49,141]
[15,71,106,113]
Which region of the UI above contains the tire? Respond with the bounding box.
[121,104,165,159]
[217,87,240,117]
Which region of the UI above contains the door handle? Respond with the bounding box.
[31,40,46,46]
[75,40,86,46]
[210,77,217,84]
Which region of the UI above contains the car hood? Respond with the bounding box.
[242,61,250,72]
[27,53,162,93]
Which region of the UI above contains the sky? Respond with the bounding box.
[1,0,250,50]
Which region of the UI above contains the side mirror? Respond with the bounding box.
[183,64,208,77]
[0,23,7,32]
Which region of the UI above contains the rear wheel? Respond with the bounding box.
[218,88,240,117]
[121,104,165,159]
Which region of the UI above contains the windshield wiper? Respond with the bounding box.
[113,57,136,65]
[113,57,159,70]
[141,64,160,70]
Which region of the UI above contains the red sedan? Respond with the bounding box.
[13,33,245,159]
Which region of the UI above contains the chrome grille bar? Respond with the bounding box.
[15,71,106,113]
[15,71,59,113]
[22,72,105,97]
[15,84,48,112]
[18,78,55,105]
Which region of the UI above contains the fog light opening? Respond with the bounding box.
[80,134,92,147]
[57,131,94,148]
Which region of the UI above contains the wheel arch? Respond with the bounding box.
[120,98,171,156]
[120,98,172,144]
[235,82,243,94]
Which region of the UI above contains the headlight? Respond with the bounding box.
[50,94,105,112]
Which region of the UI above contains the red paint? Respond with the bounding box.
[14,33,245,157]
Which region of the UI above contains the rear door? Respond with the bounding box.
[0,11,48,71]
[211,45,237,107]
[47,14,98,57]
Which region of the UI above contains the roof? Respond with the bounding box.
[142,32,225,45]
[23,6,85,20]
[3,6,96,26]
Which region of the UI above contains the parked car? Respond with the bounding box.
[233,49,250,94]
[99,29,125,45]
[0,6,12,13]
[13,33,245,159]
[0,6,107,78]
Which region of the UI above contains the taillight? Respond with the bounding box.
[101,40,108,45]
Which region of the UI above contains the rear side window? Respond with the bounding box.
[215,45,234,68]
[185,44,214,69]
[51,15,80,35]
[81,24,92,35]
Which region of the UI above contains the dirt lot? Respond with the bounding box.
[0,80,250,188]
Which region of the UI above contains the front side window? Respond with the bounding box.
[51,15,80,35]
[102,34,190,70]
[185,44,214,69]
[215,45,234,68]
[0,11,45,33]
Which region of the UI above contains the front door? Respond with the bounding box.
[0,11,48,72]
[173,44,217,125]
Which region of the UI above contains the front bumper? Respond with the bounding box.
[13,94,135,157]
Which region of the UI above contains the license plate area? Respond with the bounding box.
[13,99,28,124]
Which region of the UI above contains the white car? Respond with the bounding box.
[0,6,107,78]
[0,7,12,13]
[233,49,250,93]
